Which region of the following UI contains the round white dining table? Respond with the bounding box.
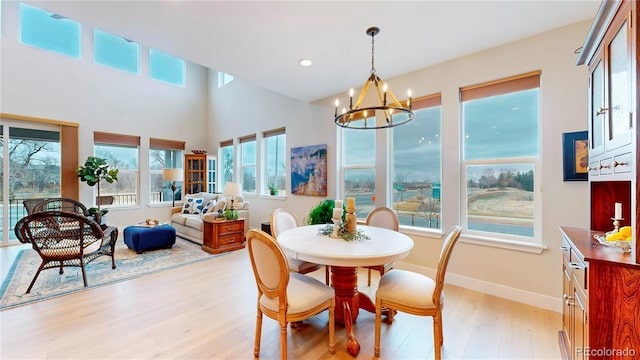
[277,224,414,356]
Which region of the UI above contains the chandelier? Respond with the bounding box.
[334,27,414,129]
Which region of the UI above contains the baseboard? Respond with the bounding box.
[396,261,562,313]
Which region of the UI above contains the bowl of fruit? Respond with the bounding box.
[594,226,632,253]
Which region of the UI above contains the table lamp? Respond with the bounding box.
[163,168,183,207]
[224,182,242,210]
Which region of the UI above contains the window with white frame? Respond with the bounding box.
[341,118,376,218]
[149,138,184,204]
[460,71,540,242]
[263,128,286,196]
[93,132,140,206]
[240,135,257,194]
[19,3,81,58]
[94,28,139,74]
[149,48,185,87]
[218,72,234,88]
[392,94,442,230]
[219,140,234,192]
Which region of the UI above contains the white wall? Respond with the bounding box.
[209,20,592,311]
[0,1,209,226]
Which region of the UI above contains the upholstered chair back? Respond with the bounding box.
[366,207,399,231]
[270,208,300,238]
[433,225,462,305]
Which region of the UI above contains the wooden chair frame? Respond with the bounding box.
[247,230,335,359]
[374,225,462,359]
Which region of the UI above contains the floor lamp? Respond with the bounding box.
[163,168,183,207]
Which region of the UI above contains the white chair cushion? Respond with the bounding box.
[376,269,436,309]
[260,272,334,314]
[288,257,321,273]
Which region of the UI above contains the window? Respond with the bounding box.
[94,132,140,206]
[240,135,256,194]
[218,72,234,88]
[341,119,376,218]
[149,49,185,86]
[94,29,139,74]
[149,138,185,204]
[263,128,286,196]
[19,3,81,58]
[392,94,442,230]
[219,140,234,192]
[460,72,540,242]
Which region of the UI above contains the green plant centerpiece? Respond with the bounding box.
[76,156,119,223]
[306,199,344,225]
[268,183,279,196]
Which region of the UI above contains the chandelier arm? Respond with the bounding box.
[353,76,374,110]
[373,81,386,107]
[387,90,405,108]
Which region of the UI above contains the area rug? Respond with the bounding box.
[0,237,224,310]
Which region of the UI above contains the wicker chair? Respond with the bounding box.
[14,210,118,293]
[31,197,90,216]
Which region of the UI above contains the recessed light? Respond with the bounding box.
[299,59,312,67]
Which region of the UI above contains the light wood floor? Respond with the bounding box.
[0,243,562,359]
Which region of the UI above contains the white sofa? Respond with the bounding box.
[170,192,250,245]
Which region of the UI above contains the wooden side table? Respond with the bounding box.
[202,218,245,254]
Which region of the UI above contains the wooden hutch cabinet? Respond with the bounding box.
[560,1,640,359]
[183,153,217,195]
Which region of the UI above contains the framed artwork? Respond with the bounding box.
[562,131,588,181]
[290,144,327,196]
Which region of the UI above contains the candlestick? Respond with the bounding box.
[346,197,356,233]
[346,197,355,211]
[615,202,622,219]
[335,200,343,209]
[332,208,343,219]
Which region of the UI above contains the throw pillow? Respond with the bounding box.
[200,199,217,215]
[181,197,204,214]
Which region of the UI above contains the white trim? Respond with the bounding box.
[461,233,547,254]
[395,261,561,313]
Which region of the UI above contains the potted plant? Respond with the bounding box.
[76,156,119,224]
[306,199,345,225]
[268,183,279,196]
[222,208,238,221]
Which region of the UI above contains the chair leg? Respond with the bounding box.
[368,268,372,286]
[328,301,335,354]
[26,262,46,294]
[254,309,263,357]
[80,261,88,287]
[374,298,382,357]
[280,323,288,360]
[434,312,443,360]
[59,261,64,274]
[325,266,330,286]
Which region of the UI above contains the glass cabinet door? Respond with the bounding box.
[589,59,605,156]
[606,17,632,151]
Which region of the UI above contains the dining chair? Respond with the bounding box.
[271,208,330,285]
[247,229,335,359]
[374,225,462,359]
[364,207,399,286]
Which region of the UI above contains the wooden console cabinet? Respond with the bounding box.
[561,1,640,358]
[202,219,245,254]
[559,227,640,360]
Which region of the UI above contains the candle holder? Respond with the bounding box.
[611,217,624,233]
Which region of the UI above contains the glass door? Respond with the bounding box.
[1,122,61,245]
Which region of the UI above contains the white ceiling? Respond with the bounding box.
[29,0,601,102]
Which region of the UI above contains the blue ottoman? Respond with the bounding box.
[124,224,176,253]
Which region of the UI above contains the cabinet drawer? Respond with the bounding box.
[612,152,632,174]
[568,257,587,290]
[216,222,244,235]
[216,233,244,248]
[561,237,571,262]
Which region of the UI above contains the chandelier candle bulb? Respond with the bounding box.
[615,202,622,219]
[383,83,388,105]
[349,88,354,109]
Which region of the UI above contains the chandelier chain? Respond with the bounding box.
[370,31,376,75]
